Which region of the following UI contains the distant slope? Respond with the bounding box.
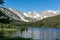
[30,15,60,28]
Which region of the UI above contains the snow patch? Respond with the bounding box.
[44,16,48,18]
[23,12,28,16]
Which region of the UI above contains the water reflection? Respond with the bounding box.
[21,28,60,40]
[10,28,60,40]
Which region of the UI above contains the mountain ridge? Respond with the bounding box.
[0,7,60,22]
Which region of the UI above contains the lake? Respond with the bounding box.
[21,27,60,40]
[5,27,60,40]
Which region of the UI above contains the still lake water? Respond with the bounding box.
[13,27,60,40]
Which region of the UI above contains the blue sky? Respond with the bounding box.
[4,0,60,12]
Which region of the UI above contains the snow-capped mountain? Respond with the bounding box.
[24,11,40,18]
[0,7,60,22]
[0,7,41,22]
[8,8,29,22]
[23,11,42,20]
[41,10,60,18]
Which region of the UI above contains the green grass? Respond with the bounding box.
[0,28,17,31]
